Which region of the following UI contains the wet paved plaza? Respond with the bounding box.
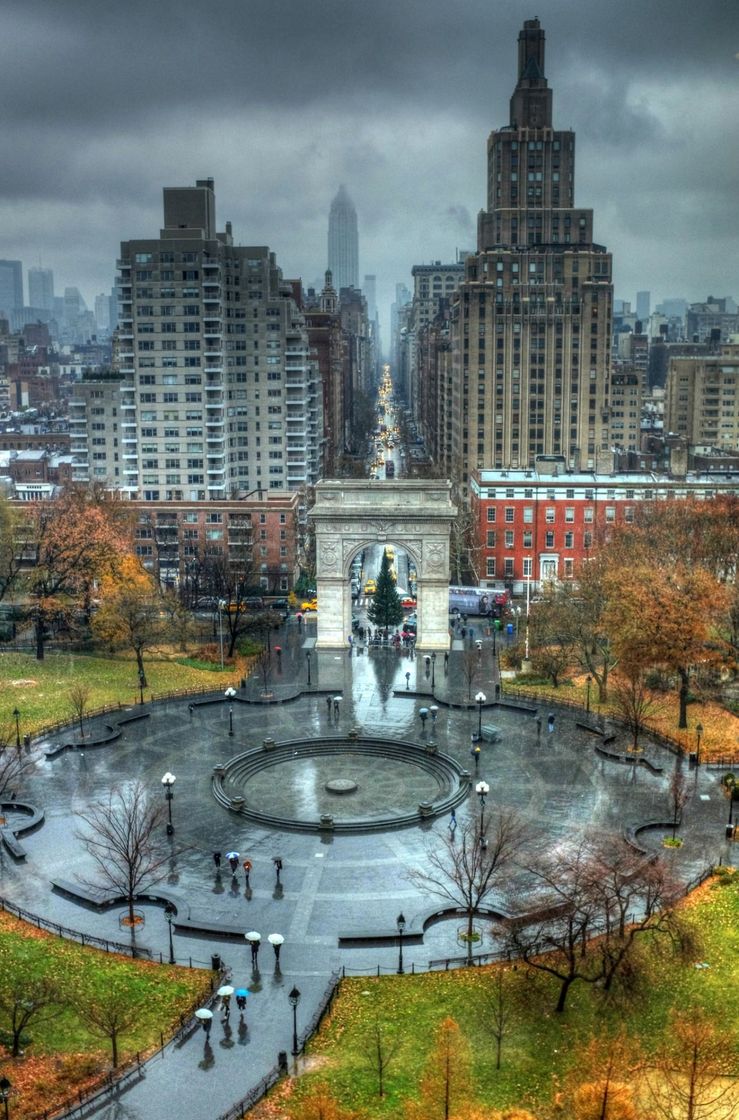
[2,615,731,1120]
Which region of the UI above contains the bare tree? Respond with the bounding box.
[644,1009,739,1120]
[0,729,31,799]
[460,649,479,701]
[669,756,689,840]
[488,966,514,1071]
[75,782,169,928]
[0,952,64,1056]
[73,976,140,1068]
[500,842,605,1013]
[359,1020,401,1099]
[68,683,92,741]
[409,815,525,962]
[609,666,657,753]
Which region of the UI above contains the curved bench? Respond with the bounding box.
[0,801,45,859]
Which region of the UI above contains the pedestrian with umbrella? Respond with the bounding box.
[245,930,261,969]
[217,984,234,1018]
[235,988,249,1021]
[226,850,239,877]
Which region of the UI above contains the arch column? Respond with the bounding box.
[310,480,457,651]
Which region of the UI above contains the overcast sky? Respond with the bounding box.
[2,0,737,340]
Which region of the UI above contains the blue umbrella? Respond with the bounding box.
[225,851,239,861]
[235,988,250,999]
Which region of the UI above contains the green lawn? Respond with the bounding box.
[1,649,243,738]
[0,909,211,1118]
[272,871,739,1118]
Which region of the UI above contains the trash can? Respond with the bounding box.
[726,824,735,839]
[278,1050,288,1072]
[211,953,222,971]
[688,752,697,768]
[506,622,514,635]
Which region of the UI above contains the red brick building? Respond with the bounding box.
[470,461,739,594]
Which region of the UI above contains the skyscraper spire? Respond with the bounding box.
[509,17,552,129]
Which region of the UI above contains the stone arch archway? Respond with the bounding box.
[310,479,456,650]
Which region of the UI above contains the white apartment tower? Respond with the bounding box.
[114,179,321,501]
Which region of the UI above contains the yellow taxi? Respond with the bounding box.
[300,598,318,612]
[364,579,376,594]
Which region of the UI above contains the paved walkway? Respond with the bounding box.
[3,614,730,1120]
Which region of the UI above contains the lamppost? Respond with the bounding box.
[475,691,486,742]
[492,622,497,655]
[514,606,522,637]
[396,911,406,974]
[289,986,301,1056]
[164,902,176,964]
[225,686,236,736]
[0,1077,11,1120]
[12,708,20,750]
[476,780,490,844]
[161,772,176,836]
[305,650,312,686]
[138,668,145,706]
[405,671,411,690]
[218,599,226,670]
[430,651,436,688]
[695,722,703,767]
[586,675,592,714]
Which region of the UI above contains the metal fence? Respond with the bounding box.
[214,971,341,1120]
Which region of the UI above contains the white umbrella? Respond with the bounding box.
[245,930,261,942]
[195,1008,213,1022]
[217,985,234,998]
[267,933,284,947]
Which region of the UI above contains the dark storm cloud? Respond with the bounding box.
[1,0,737,325]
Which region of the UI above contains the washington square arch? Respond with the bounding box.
[310,479,457,650]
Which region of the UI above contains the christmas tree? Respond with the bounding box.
[367,550,404,632]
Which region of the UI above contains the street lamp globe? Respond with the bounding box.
[475,780,490,798]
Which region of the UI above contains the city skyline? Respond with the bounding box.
[1,0,737,337]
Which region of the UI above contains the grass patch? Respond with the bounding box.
[0,649,244,737]
[175,656,234,672]
[504,672,739,763]
[0,909,211,1118]
[252,876,739,1119]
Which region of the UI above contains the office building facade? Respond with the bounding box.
[449,19,613,490]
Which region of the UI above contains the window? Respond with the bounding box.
[545,507,555,523]
[584,507,594,523]
[504,507,514,523]
[504,558,514,577]
[486,530,496,547]
[486,508,496,522]
[565,507,575,523]
[584,530,593,549]
[564,531,574,548]
[523,530,532,548]
[523,557,532,577]
[545,531,554,549]
[523,506,533,523]
[605,506,616,522]
[505,530,514,548]
[563,558,574,578]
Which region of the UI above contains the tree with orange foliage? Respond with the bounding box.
[291,1080,362,1120]
[22,489,132,660]
[644,1008,739,1120]
[562,1030,637,1120]
[603,559,728,728]
[92,555,167,687]
[405,1017,472,1120]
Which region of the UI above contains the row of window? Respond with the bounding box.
[487,529,590,550]
[486,505,633,524]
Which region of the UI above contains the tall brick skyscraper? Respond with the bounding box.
[450,18,613,485]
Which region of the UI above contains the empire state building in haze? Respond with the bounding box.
[327,185,359,292]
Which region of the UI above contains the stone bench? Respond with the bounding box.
[0,828,25,859]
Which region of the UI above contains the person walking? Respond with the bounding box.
[547,713,555,735]
[213,851,222,871]
[326,694,332,717]
[220,992,231,1018]
[243,858,252,888]
[228,853,239,876]
[449,808,457,835]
